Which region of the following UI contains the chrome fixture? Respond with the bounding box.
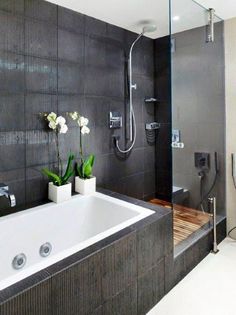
[109,111,122,129]
[207,8,215,43]
[12,253,27,270]
[0,183,16,207]
[144,98,158,103]
[145,122,160,131]
[39,242,52,257]
[208,197,219,254]
[115,24,157,154]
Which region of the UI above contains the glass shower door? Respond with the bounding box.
[170,0,225,247]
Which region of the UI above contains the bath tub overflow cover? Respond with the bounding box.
[40,242,52,257]
[12,253,27,270]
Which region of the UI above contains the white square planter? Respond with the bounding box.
[48,182,72,203]
[75,176,96,195]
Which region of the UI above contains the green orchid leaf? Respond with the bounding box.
[76,163,83,178]
[82,155,95,179]
[42,168,62,186]
[62,153,75,183]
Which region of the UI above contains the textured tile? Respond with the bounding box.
[106,43,124,70]
[25,56,57,93]
[25,130,57,167]
[144,170,156,196]
[85,16,107,37]
[25,94,57,130]
[101,232,137,302]
[0,132,25,171]
[0,168,25,215]
[168,252,187,290]
[137,217,169,276]
[85,36,107,68]
[84,65,109,97]
[0,0,24,14]
[25,19,57,58]
[58,29,84,63]
[0,279,52,315]
[25,0,57,24]
[25,164,52,204]
[0,52,24,93]
[83,96,109,127]
[52,253,102,315]
[122,173,145,200]
[0,13,24,54]
[137,259,165,315]
[107,23,125,43]
[132,37,154,77]
[58,127,81,160]
[58,61,84,94]
[0,94,25,131]
[102,282,137,315]
[58,6,85,34]
[58,95,84,127]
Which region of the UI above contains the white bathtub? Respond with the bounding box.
[0,192,154,290]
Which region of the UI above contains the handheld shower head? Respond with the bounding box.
[142,24,157,34]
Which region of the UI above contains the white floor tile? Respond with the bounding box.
[148,238,236,315]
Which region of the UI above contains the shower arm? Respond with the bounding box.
[128,32,143,142]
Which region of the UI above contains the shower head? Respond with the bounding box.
[142,24,157,34]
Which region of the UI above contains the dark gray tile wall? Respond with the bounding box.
[171,23,225,214]
[0,0,157,216]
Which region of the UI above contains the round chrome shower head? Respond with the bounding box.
[142,24,157,34]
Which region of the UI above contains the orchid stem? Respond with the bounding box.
[56,131,63,177]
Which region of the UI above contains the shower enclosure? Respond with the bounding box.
[170,0,226,250]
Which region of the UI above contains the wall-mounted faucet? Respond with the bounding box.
[0,183,16,207]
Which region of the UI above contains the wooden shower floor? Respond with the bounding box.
[150,199,211,246]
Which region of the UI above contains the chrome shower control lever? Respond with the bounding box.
[131,83,137,90]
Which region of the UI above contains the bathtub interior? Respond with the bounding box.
[0,192,154,290]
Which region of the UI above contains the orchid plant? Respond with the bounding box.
[69,111,95,179]
[41,112,74,186]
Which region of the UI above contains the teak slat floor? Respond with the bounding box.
[150,199,211,246]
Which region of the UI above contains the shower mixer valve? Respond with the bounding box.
[109,111,122,129]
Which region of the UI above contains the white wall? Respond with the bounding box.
[225,18,236,236]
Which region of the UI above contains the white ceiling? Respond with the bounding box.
[47,0,236,38]
[197,0,236,20]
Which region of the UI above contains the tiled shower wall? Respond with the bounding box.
[0,0,157,215]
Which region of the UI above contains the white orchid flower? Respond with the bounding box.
[49,121,57,130]
[70,111,79,121]
[59,124,68,134]
[56,116,66,126]
[81,126,90,135]
[47,112,57,122]
[78,116,89,127]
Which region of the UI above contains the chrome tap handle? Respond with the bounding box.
[9,194,16,207]
[0,183,16,207]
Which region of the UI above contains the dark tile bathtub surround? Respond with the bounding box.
[0,0,156,215]
[0,190,173,315]
[0,189,226,314]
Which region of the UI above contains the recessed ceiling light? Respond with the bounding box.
[173,16,180,21]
